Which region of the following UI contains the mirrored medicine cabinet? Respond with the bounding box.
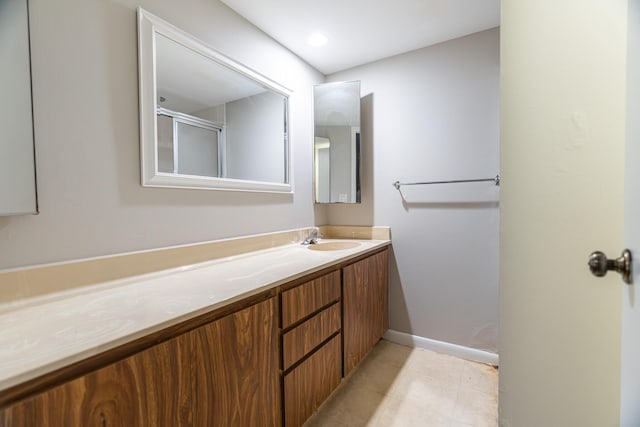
[313,81,361,204]
[137,8,292,193]
[0,0,38,216]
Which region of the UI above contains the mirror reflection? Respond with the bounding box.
[313,81,361,204]
[138,9,292,193]
[0,0,37,215]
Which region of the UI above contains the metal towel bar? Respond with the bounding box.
[393,174,500,190]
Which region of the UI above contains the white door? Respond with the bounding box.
[500,0,638,426]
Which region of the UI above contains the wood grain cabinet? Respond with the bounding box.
[343,249,389,376]
[280,248,389,426]
[190,297,280,426]
[0,246,390,427]
[282,302,341,370]
[280,270,342,427]
[1,297,280,427]
[280,270,341,328]
[1,333,194,427]
[283,335,341,427]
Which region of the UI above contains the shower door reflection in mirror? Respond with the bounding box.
[156,109,222,177]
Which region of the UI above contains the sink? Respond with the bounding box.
[306,241,362,251]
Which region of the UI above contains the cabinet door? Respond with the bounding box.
[343,249,389,376]
[191,297,280,427]
[373,249,390,338]
[1,333,193,426]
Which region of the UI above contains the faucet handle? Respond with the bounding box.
[301,227,322,245]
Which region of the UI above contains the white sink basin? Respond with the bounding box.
[306,241,362,251]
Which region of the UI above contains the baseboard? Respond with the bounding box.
[383,329,499,366]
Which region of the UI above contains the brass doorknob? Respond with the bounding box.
[588,249,632,284]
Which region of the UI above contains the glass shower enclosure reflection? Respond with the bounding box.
[157,109,222,178]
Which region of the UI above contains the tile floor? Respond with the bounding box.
[304,340,498,427]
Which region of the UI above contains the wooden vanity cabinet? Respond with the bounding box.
[1,297,280,427]
[279,248,389,427]
[280,270,342,427]
[0,246,390,427]
[282,302,341,370]
[283,334,341,427]
[343,249,389,376]
[190,297,280,426]
[1,333,193,427]
[280,270,341,329]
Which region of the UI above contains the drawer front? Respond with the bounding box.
[281,270,340,328]
[284,335,341,427]
[282,302,341,370]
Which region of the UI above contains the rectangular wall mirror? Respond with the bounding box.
[313,81,361,204]
[0,0,38,215]
[137,8,292,193]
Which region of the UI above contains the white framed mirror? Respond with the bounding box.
[313,81,361,203]
[137,8,292,193]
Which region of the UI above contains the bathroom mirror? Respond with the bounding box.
[0,0,38,215]
[313,81,361,203]
[137,8,292,193]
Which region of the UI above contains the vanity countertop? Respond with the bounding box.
[0,238,389,393]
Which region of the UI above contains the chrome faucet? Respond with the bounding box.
[302,227,323,245]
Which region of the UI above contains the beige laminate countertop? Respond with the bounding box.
[0,239,389,393]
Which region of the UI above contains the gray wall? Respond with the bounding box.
[226,92,285,183]
[0,0,325,269]
[327,28,500,353]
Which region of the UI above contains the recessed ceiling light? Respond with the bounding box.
[308,33,328,47]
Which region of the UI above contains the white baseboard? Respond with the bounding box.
[383,329,499,366]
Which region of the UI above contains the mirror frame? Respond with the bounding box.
[137,8,293,193]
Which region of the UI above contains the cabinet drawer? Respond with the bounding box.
[281,270,340,328]
[282,302,341,370]
[284,335,341,427]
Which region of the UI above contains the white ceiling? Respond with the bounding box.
[156,33,267,113]
[220,0,500,75]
